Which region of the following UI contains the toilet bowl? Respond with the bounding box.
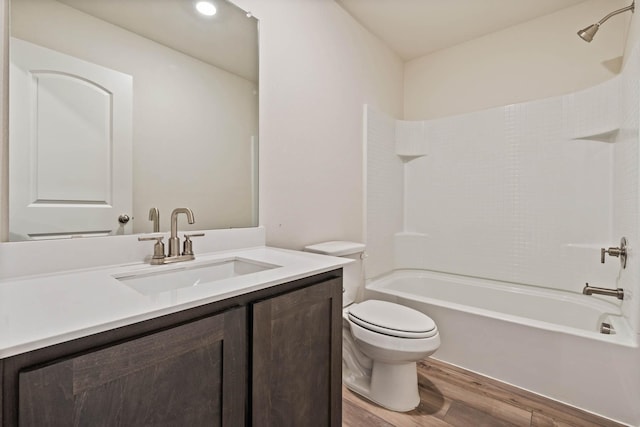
[344,299,440,411]
[304,241,440,412]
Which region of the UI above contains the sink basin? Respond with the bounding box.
[115,258,279,295]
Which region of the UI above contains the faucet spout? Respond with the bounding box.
[148,207,160,233]
[582,283,624,300]
[168,208,195,257]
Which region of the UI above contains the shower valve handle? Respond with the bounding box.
[600,237,628,268]
[601,247,623,262]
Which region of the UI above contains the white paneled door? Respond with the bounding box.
[9,38,132,240]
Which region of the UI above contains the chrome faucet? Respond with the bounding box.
[138,207,204,265]
[148,207,160,233]
[583,283,624,300]
[169,208,195,257]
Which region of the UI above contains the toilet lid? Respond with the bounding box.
[348,300,437,339]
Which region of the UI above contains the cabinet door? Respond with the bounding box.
[252,278,342,427]
[18,307,246,427]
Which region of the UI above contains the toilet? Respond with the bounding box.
[304,241,440,412]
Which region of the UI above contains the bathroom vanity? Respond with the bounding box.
[0,246,346,426]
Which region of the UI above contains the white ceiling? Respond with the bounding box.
[57,0,258,82]
[336,0,588,61]
[53,0,590,79]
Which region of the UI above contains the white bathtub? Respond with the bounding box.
[365,269,640,426]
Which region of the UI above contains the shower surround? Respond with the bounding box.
[364,45,640,425]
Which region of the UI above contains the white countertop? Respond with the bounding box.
[0,246,350,358]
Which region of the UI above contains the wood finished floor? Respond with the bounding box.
[342,358,626,427]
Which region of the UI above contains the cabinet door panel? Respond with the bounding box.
[253,278,342,427]
[19,307,245,427]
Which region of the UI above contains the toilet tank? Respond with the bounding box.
[304,241,365,307]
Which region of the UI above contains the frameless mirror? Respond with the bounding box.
[8,0,258,241]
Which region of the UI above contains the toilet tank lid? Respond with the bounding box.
[304,241,365,256]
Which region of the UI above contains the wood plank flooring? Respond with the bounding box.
[342,358,627,427]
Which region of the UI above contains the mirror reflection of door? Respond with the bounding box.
[9,38,132,240]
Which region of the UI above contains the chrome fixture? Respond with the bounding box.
[601,237,627,269]
[578,1,634,42]
[183,233,205,256]
[148,207,160,233]
[118,214,130,224]
[169,208,195,257]
[600,322,616,335]
[138,208,205,265]
[138,235,166,265]
[583,283,624,300]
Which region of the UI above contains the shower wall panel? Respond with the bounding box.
[613,45,640,331]
[364,106,404,279]
[402,95,616,293]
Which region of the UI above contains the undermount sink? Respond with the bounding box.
[115,258,280,295]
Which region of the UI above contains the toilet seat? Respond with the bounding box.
[348,300,437,339]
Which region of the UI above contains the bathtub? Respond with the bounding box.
[365,269,640,426]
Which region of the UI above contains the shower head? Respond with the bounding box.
[577,23,600,42]
[577,1,634,42]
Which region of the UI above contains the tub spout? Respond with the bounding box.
[582,283,624,300]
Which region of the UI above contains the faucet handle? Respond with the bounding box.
[601,237,628,268]
[138,235,166,262]
[138,235,164,242]
[182,233,205,256]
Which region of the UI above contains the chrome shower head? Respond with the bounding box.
[577,23,599,42]
[577,1,634,43]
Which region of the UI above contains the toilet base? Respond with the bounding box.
[344,360,420,412]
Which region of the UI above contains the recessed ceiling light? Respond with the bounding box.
[195,1,217,16]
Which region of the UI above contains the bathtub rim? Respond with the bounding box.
[365,269,637,348]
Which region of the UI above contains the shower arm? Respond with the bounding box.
[595,2,634,27]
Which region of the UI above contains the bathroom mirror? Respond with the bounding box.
[8,0,258,241]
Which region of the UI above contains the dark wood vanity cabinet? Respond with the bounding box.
[1,270,342,427]
[253,277,343,426]
[17,308,246,427]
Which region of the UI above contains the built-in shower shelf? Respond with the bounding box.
[395,231,429,239]
[570,128,619,143]
[396,120,429,158]
[397,154,427,162]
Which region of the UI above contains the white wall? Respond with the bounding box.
[233,0,404,250]
[0,0,7,241]
[11,0,257,234]
[405,0,631,120]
